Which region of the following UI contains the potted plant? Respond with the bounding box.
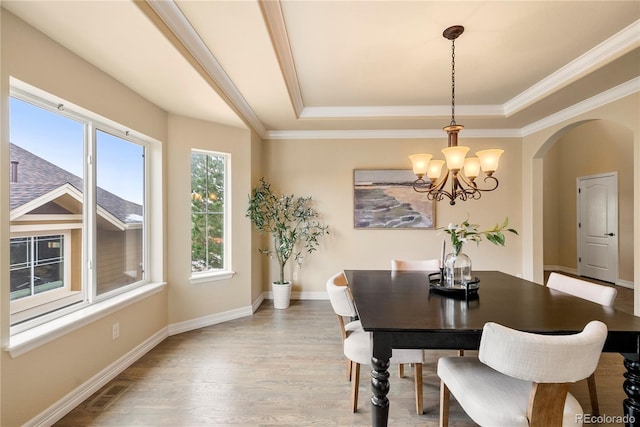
[247,178,329,309]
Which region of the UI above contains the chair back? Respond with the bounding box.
[391,259,440,271]
[547,272,617,307]
[326,271,357,318]
[479,321,607,384]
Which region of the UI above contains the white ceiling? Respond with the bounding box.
[3,1,639,139]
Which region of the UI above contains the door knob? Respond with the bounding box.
[605,233,615,236]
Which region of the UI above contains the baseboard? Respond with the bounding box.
[617,279,634,289]
[27,328,168,427]
[168,305,254,336]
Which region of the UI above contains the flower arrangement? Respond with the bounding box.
[443,217,518,256]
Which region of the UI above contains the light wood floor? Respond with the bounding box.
[55,283,633,427]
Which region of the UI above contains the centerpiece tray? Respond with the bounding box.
[428,272,480,296]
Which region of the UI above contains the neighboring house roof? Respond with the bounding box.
[10,143,142,226]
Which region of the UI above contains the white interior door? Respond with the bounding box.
[577,173,618,283]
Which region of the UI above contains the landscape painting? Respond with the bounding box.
[354,169,434,229]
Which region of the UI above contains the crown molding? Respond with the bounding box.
[521,77,640,136]
[299,104,505,119]
[259,0,304,117]
[267,77,639,140]
[265,128,521,140]
[147,0,267,137]
[504,19,640,116]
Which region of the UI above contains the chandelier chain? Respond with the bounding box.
[450,39,456,126]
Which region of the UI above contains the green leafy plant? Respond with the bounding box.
[246,178,329,285]
[442,217,518,255]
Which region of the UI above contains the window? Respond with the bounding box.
[190,150,230,278]
[9,84,151,332]
[10,234,66,301]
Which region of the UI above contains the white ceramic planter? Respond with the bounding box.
[272,281,292,309]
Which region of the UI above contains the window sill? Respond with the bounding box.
[190,270,236,285]
[6,282,166,358]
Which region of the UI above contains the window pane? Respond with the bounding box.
[9,97,83,306]
[191,152,226,272]
[10,238,31,301]
[33,235,64,295]
[95,130,144,296]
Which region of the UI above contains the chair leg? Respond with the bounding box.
[414,363,423,415]
[587,373,600,416]
[346,359,352,381]
[351,362,360,412]
[440,380,450,427]
[399,363,405,378]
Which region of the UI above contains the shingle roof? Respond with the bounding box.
[10,143,142,224]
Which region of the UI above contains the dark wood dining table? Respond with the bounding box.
[344,269,640,427]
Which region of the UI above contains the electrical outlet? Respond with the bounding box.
[112,323,120,340]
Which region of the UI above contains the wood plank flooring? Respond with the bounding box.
[55,283,634,426]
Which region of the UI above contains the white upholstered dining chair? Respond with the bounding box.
[326,271,425,414]
[546,272,617,415]
[437,320,608,426]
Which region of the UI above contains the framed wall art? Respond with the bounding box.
[353,169,435,229]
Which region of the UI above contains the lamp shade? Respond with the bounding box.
[409,154,432,177]
[476,149,504,174]
[427,159,445,180]
[442,146,469,171]
[463,157,481,179]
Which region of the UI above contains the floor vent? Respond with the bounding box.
[86,382,130,411]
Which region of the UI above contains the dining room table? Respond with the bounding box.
[344,269,640,427]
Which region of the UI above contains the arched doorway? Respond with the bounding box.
[538,119,635,289]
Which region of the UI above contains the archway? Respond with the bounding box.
[535,119,635,289]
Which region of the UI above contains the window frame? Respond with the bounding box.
[189,149,234,283]
[8,80,158,336]
[9,230,79,322]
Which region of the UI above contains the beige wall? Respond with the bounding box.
[543,120,634,283]
[1,11,169,426]
[522,93,639,311]
[261,136,523,293]
[166,115,254,324]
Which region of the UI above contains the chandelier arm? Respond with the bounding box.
[456,172,477,189]
[473,175,500,192]
[429,168,450,192]
[431,188,455,203]
[412,177,434,193]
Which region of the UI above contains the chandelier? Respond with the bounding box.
[409,25,503,205]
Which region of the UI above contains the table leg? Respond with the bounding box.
[371,332,392,427]
[371,355,390,427]
[623,353,640,426]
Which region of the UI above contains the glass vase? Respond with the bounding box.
[444,252,472,287]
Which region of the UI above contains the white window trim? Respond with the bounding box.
[7,78,164,345]
[189,149,232,280]
[190,270,236,285]
[7,282,166,358]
